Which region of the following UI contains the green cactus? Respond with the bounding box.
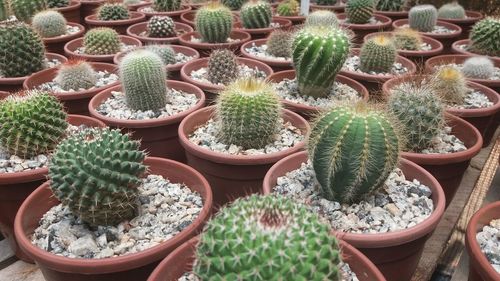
[97,3,130,21]
[207,49,239,85]
[147,16,176,38]
[315,0,338,6]
[0,90,68,158]
[360,35,397,73]
[266,29,293,58]
[431,65,469,105]
[153,0,182,12]
[292,25,350,98]
[462,56,495,79]
[438,2,466,19]
[195,2,233,43]
[376,0,406,12]
[10,0,47,22]
[393,27,422,51]
[32,10,67,38]
[468,17,500,57]
[0,21,46,78]
[305,10,339,27]
[49,128,147,226]
[345,0,375,24]
[54,60,98,91]
[83,27,121,55]
[47,0,69,8]
[276,0,299,16]
[0,0,8,21]
[240,0,272,29]
[221,0,245,10]
[409,5,438,32]
[146,45,176,65]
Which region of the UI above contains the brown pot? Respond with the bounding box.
[262,151,446,281]
[79,0,105,26]
[178,30,251,57]
[147,236,387,281]
[240,39,292,72]
[438,10,483,40]
[451,39,500,64]
[126,0,151,11]
[0,91,8,99]
[14,157,213,281]
[273,13,306,25]
[42,22,85,55]
[64,35,143,62]
[0,53,68,92]
[89,81,205,162]
[54,0,82,24]
[233,18,292,39]
[0,115,105,263]
[266,69,369,120]
[466,202,500,281]
[85,12,147,35]
[180,10,240,28]
[374,10,408,21]
[23,62,119,116]
[178,106,310,208]
[337,13,393,46]
[126,21,194,45]
[310,2,346,13]
[138,5,192,21]
[187,2,208,10]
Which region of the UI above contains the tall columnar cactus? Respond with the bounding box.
[32,10,67,38]
[0,90,68,158]
[393,27,422,51]
[10,0,47,22]
[48,0,69,8]
[359,35,397,73]
[240,0,272,29]
[409,5,438,32]
[207,49,239,85]
[462,56,495,79]
[195,2,233,43]
[276,0,299,16]
[305,10,338,27]
[438,2,466,19]
[315,0,338,6]
[308,104,400,204]
[266,30,293,58]
[345,0,375,24]
[54,60,98,91]
[431,66,469,105]
[147,16,176,38]
[0,21,46,78]
[146,45,176,65]
[97,3,130,21]
[469,17,500,57]
[215,78,281,149]
[83,27,121,55]
[221,0,245,10]
[120,50,168,111]
[376,0,406,11]
[153,0,182,12]
[292,25,350,98]
[194,195,343,280]
[49,128,147,226]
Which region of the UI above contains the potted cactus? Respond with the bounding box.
[310,0,346,13]
[274,0,305,24]
[14,128,213,281]
[148,194,387,281]
[179,9,240,27]
[126,15,194,45]
[4,0,47,23]
[233,0,292,39]
[437,2,483,39]
[138,0,192,21]
[79,0,105,26]
[452,17,500,62]
[85,2,146,35]
[48,0,82,24]
[374,0,409,21]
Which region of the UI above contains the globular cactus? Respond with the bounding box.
[462,56,495,79]
[431,66,469,105]
[195,2,233,43]
[0,21,46,78]
[305,10,338,27]
[315,0,338,6]
[146,45,176,65]
[345,0,375,24]
[54,60,98,91]
[221,0,245,10]
[0,90,68,158]
[376,0,406,12]
[0,0,9,21]
[240,0,272,29]
[409,5,438,32]
[393,28,422,51]
[120,50,168,111]
[32,10,67,38]
[276,0,299,16]
[49,128,147,226]
[48,0,69,8]
[438,2,466,19]
[215,78,281,149]
[308,103,400,203]
[153,0,182,12]
[207,49,239,85]
[469,17,500,57]
[83,27,121,55]
[194,194,343,280]
[97,3,130,21]
[292,25,350,98]
[360,35,397,73]
[266,29,293,58]
[10,0,47,23]
[147,16,176,38]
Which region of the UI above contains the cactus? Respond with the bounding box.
[54,60,98,91]
[0,21,46,78]
[376,0,406,11]
[462,56,495,79]
[47,0,69,8]
[10,0,47,22]
[153,0,182,12]
[83,27,121,55]
[308,103,400,204]
[276,0,299,16]
[315,0,338,6]
[409,5,438,32]
[0,0,9,21]
[393,28,422,51]
[305,10,338,27]
[240,0,272,29]
[32,10,67,38]
[120,50,168,111]
[146,45,176,65]
[469,17,500,57]
[0,90,68,158]
[438,2,466,19]
[431,66,469,105]
[266,29,293,58]
[360,35,397,73]
[97,3,130,21]
[221,0,245,10]
[147,16,176,38]
[49,128,147,226]
[207,49,239,85]
[345,0,375,24]
[194,194,343,280]
[195,2,233,43]
[215,78,281,149]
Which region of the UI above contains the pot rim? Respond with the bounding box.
[451,39,500,63]
[126,21,194,44]
[233,18,292,34]
[138,4,192,16]
[42,22,85,44]
[84,11,146,26]
[438,10,483,24]
[178,30,251,50]
[64,35,143,61]
[392,19,462,39]
[53,0,81,12]
[240,39,293,67]
[363,31,444,57]
[337,13,393,30]
[374,10,409,17]
[0,53,68,85]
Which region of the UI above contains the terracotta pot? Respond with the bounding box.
[451,39,500,64]
[0,115,105,263]
[126,0,151,11]
[180,10,240,28]
[0,91,8,99]
[438,10,483,40]
[85,12,147,35]
[42,22,85,55]
[178,30,251,57]
[234,18,292,39]
[23,62,119,116]
[0,53,68,92]
[266,69,369,120]
[89,81,205,162]
[374,10,408,21]
[79,0,105,26]
[147,236,387,281]
[188,2,208,10]
[126,21,193,45]
[240,39,293,72]
[466,202,500,281]
[273,13,306,25]
[310,2,346,13]
[138,5,192,21]
[14,157,213,281]
[337,13,392,46]
[64,35,143,62]
[262,152,446,281]
[178,106,310,208]
[54,0,82,24]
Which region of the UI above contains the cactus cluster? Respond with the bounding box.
[431,66,469,105]
[240,0,272,29]
[315,0,337,6]
[49,128,147,226]
[360,35,397,73]
[266,30,293,58]
[83,27,121,55]
[221,0,245,10]
[308,104,400,204]
[0,90,68,158]
[48,0,69,8]
[276,0,299,16]
[32,10,67,38]
[146,45,176,65]
[305,10,338,27]
[409,5,438,32]
[393,28,422,51]
[438,2,466,19]
[376,0,406,12]
[147,16,176,38]
[207,49,239,85]
[10,0,47,22]
[97,3,130,21]
[195,2,233,43]
[153,0,182,12]
[462,56,495,79]
[469,17,500,57]
[345,0,375,24]
[54,60,98,91]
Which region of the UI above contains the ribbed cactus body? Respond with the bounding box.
[54,61,98,91]
[276,0,299,16]
[266,30,293,58]
[345,0,375,24]
[393,28,422,51]
[207,49,239,85]
[146,45,176,65]
[315,0,337,5]
[195,3,233,43]
[147,16,176,38]
[48,0,69,8]
[221,0,245,10]
[438,2,465,19]
[431,66,468,105]
[240,0,272,29]
[153,0,182,12]
[32,10,67,38]
[305,10,338,27]
[462,56,495,79]
[360,36,397,73]
[83,27,121,55]
[409,5,437,32]
[376,0,406,11]
[10,0,47,22]
[308,104,400,204]
[97,3,130,21]
[469,17,500,57]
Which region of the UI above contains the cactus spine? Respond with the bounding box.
[305,10,338,27]
[207,49,239,85]
[10,0,47,22]
[97,3,130,21]
[221,0,245,10]
[431,66,469,105]
[276,0,299,16]
[146,45,176,65]
[345,0,375,24]
[266,30,293,58]
[462,56,495,79]
[54,60,98,91]
[48,0,69,8]
[147,16,176,38]
[469,17,500,57]
[376,0,406,12]
[409,5,438,32]
[438,2,466,19]
[393,28,422,51]
[83,27,121,55]
[153,0,182,12]
[195,2,233,43]
[240,0,272,29]
[32,10,67,38]
[360,35,397,73]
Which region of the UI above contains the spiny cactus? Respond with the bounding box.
[0,0,9,21]
[376,0,406,12]
[409,5,438,32]
[469,17,500,57]
[207,49,239,85]
[54,60,98,91]
[266,29,293,58]
[438,2,466,19]
[315,0,338,6]
[462,56,495,79]
[10,0,47,22]
[194,194,343,280]
[305,10,338,27]
[221,0,245,10]
[431,66,469,105]
[146,45,176,65]
[0,90,68,158]
[32,10,67,38]
[360,35,397,73]
[345,0,375,24]
[83,27,121,55]
[48,0,69,8]
[240,0,272,29]
[308,103,400,204]
[276,0,299,16]
[147,16,176,38]
[393,28,422,51]
[97,3,130,21]
[195,2,233,43]
[49,128,147,226]
[153,0,182,12]
[292,25,350,98]
[0,21,46,77]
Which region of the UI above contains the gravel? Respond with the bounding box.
[37,71,119,93]
[75,43,138,55]
[189,65,267,86]
[342,55,409,76]
[44,25,80,39]
[170,52,196,66]
[342,17,382,25]
[189,36,240,44]
[433,63,500,81]
[452,90,494,109]
[244,42,292,62]
[476,219,500,274]
[31,174,203,259]
[420,126,467,154]
[399,23,458,34]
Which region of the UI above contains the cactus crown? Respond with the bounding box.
[48,0,70,8]
[147,16,176,38]
[409,4,438,32]
[266,29,293,58]
[153,0,182,12]
[376,0,406,12]
[359,35,397,73]
[146,44,176,65]
[345,0,375,24]
[221,0,245,10]
[277,0,299,16]
[461,56,495,80]
[83,27,121,55]
[393,27,422,51]
[10,0,47,22]
[207,49,239,85]
[469,17,500,57]
[240,0,272,29]
[431,66,469,105]
[54,60,98,91]
[97,3,130,21]
[305,10,339,27]
[195,2,233,43]
[438,2,466,19]
[32,10,67,38]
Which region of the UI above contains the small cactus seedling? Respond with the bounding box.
[83,27,121,55]
[308,103,400,203]
[49,128,147,226]
[146,45,176,65]
[147,16,176,38]
[345,0,375,24]
[462,56,495,80]
[195,2,233,43]
[376,0,406,11]
[10,0,47,22]
[276,0,299,16]
[48,0,69,8]
[315,0,338,5]
[221,0,245,10]
[469,17,500,57]
[97,3,130,21]
[393,28,423,51]
[32,10,67,38]
[438,2,466,19]
[431,66,469,105]
[54,60,98,91]
[266,29,293,58]
[305,10,338,27]
[207,49,239,85]
[240,0,272,29]
[409,5,438,32]
[153,0,182,12]
[360,35,397,73]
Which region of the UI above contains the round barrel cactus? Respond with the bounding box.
[393,27,422,51]
[32,10,67,38]
[346,0,375,24]
[48,0,69,8]
[147,16,176,38]
[195,2,233,43]
[376,0,406,12]
[266,30,293,58]
[276,0,299,16]
[146,45,176,65]
[409,4,437,32]
[97,3,130,21]
[305,10,338,27]
[221,0,245,10]
[431,65,469,105]
[240,0,272,29]
[10,0,47,22]
[462,56,495,79]
[469,17,500,57]
[54,60,98,91]
[438,2,466,19]
[359,35,397,73]
[83,27,121,55]
[207,49,239,85]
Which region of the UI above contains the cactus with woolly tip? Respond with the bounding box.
[409,5,437,32]
[292,25,350,98]
[153,0,182,12]
[462,56,495,79]
[195,2,233,43]
[393,27,422,51]
[147,16,176,38]
[146,45,176,65]
[469,17,500,57]
[305,10,338,27]
[83,27,121,55]
[360,35,397,73]
[438,2,465,19]
[97,3,130,21]
[10,0,47,22]
[315,0,338,6]
[345,0,375,24]
[49,128,147,226]
[207,49,239,85]
[221,0,245,10]
[431,66,469,105]
[0,90,68,158]
[308,103,400,204]
[48,0,69,8]
[277,0,299,16]
[376,0,406,11]
[266,29,293,58]
[240,0,272,29]
[32,10,67,38]
[54,60,98,91]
